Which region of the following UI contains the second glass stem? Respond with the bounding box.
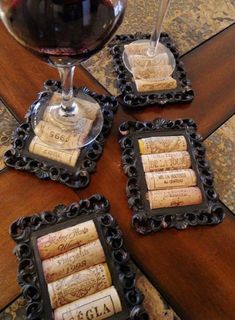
[148,0,172,57]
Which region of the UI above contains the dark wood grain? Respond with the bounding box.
[0,21,133,309]
[0,20,235,320]
[0,169,81,307]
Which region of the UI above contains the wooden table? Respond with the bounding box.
[0,21,235,320]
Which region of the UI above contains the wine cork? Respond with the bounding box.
[141,151,191,172]
[34,120,84,149]
[54,286,122,320]
[125,42,165,56]
[145,169,197,190]
[132,65,173,80]
[48,263,112,309]
[138,136,187,154]
[42,239,106,283]
[37,220,98,260]
[135,77,177,92]
[148,187,203,209]
[124,42,149,56]
[128,53,169,68]
[42,113,93,138]
[29,136,80,167]
[44,92,100,121]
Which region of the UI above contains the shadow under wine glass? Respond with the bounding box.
[0,0,127,150]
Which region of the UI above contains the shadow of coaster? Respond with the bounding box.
[4,80,118,189]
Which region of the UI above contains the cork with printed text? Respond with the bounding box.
[37,220,98,260]
[54,286,122,320]
[42,239,106,283]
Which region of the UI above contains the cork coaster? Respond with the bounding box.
[10,194,148,320]
[109,33,194,108]
[119,118,225,234]
[4,81,118,189]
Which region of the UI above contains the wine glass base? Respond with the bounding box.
[122,39,176,76]
[31,91,104,150]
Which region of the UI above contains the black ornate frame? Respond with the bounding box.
[4,80,118,189]
[10,194,149,320]
[109,32,194,108]
[119,118,225,234]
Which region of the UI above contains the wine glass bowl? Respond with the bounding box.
[0,0,127,149]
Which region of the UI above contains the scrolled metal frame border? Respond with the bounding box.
[119,118,225,234]
[4,80,118,189]
[109,32,194,108]
[10,194,149,320]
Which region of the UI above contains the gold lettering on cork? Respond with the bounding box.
[54,286,122,320]
[37,220,98,260]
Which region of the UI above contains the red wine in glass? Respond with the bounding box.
[0,0,127,149]
[2,0,124,64]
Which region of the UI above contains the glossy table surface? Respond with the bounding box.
[0,19,235,320]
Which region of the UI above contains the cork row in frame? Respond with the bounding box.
[11,195,148,320]
[120,118,225,234]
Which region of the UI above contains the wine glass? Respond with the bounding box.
[123,0,175,77]
[0,0,127,150]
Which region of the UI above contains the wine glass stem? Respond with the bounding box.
[148,0,171,57]
[58,66,76,114]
